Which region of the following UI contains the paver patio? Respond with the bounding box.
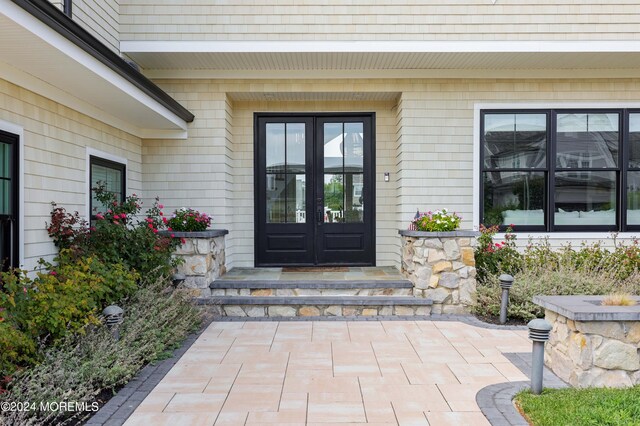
[124,321,531,426]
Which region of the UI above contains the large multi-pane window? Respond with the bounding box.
[481,109,640,232]
[0,130,18,272]
[89,156,125,218]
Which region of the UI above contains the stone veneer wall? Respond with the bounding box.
[545,309,640,388]
[399,230,478,314]
[172,230,228,297]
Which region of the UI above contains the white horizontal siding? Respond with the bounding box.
[120,1,640,42]
[0,78,142,271]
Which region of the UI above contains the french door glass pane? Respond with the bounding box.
[324,173,343,223]
[482,171,545,226]
[286,123,306,173]
[266,173,286,223]
[630,113,640,168]
[554,171,616,225]
[556,113,619,168]
[628,171,640,225]
[344,173,364,222]
[344,123,364,172]
[483,113,547,169]
[324,123,343,173]
[286,174,306,223]
[266,123,285,173]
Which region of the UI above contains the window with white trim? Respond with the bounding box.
[89,156,125,217]
[481,109,640,232]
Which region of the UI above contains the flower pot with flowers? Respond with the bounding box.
[398,209,479,313]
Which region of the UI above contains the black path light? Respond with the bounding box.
[172,273,186,287]
[103,305,124,341]
[527,318,553,395]
[499,274,514,324]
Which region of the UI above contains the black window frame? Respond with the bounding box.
[480,108,636,233]
[480,109,550,233]
[0,130,19,272]
[89,156,126,219]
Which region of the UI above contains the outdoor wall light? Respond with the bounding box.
[102,305,124,341]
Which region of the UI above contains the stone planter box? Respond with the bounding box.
[534,295,640,388]
[169,229,228,297]
[399,230,479,314]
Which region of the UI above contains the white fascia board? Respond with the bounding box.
[121,40,640,54]
[142,68,640,80]
[2,2,188,137]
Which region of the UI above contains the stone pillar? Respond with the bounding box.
[171,230,228,297]
[399,230,479,314]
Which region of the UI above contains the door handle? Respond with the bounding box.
[317,208,324,225]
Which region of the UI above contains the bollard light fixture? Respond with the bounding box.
[103,305,124,341]
[527,318,552,395]
[172,273,186,287]
[499,274,514,324]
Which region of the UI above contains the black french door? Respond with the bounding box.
[0,130,19,272]
[255,113,375,266]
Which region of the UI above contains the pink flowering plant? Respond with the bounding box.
[47,185,182,281]
[475,224,522,283]
[411,208,461,232]
[167,208,211,232]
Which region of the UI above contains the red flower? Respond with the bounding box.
[49,270,58,276]
[153,229,158,234]
[180,237,186,244]
[96,213,105,220]
[171,233,175,238]
[158,204,164,209]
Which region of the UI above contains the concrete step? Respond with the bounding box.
[197,295,433,318]
[210,278,414,296]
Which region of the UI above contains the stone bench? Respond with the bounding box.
[534,295,640,388]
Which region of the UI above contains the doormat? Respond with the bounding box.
[282,267,349,272]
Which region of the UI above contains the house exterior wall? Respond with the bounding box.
[0,78,142,271]
[72,0,120,53]
[142,77,640,269]
[47,0,121,53]
[119,0,640,42]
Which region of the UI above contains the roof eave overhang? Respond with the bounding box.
[1,0,194,139]
[120,40,640,80]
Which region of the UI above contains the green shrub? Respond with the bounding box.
[0,276,202,426]
[474,244,640,322]
[0,253,138,378]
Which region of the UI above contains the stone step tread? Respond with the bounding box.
[197,296,433,306]
[210,280,413,289]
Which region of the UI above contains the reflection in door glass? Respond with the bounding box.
[324,123,343,173]
[266,123,285,173]
[324,174,344,223]
[266,173,286,223]
[344,173,364,222]
[286,174,306,223]
[286,123,306,173]
[265,122,306,223]
[344,123,363,173]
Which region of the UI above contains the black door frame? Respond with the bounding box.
[0,130,19,272]
[254,112,376,267]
